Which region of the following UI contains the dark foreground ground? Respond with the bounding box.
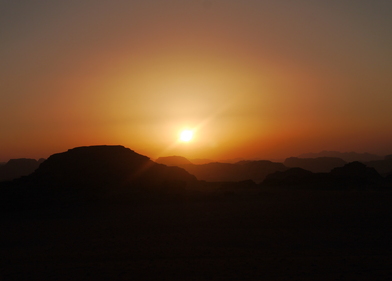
[1,188,392,280]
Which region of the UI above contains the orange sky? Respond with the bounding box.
[1,0,392,162]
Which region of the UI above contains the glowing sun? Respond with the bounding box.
[179,130,193,142]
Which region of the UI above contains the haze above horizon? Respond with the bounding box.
[1,0,391,162]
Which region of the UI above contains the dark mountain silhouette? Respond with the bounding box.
[181,162,240,182]
[298,151,383,162]
[178,160,287,183]
[262,167,315,186]
[262,161,384,188]
[0,146,197,208]
[262,168,331,189]
[365,155,392,176]
[284,157,346,173]
[330,161,383,185]
[220,157,245,163]
[189,158,213,165]
[156,155,193,166]
[0,158,45,182]
[235,160,288,182]
[156,156,213,165]
[386,171,392,183]
[2,148,392,281]
[34,145,196,188]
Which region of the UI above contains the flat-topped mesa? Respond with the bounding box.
[0,146,198,209]
[27,145,197,194]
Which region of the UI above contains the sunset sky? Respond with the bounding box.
[1,0,392,162]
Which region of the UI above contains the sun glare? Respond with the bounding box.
[180,130,193,142]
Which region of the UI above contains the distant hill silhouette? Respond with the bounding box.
[284,157,346,173]
[189,158,213,165]
[156,156,213,165]
[0,146,197,208]
[156,156,193,166]
[262,167,317,186]
[365,155,392,176]
[178,160,287,183]
[235,160,288,182]
[0,158,45,182]
[298,151,383,162]
[219,157,245,164]
[262,162,384,189]
[330,161,383,184]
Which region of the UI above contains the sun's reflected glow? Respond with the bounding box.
[180,130,193,142]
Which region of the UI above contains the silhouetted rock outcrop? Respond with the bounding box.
[182,162,239,182]
[0,146,197,208]
[262,168,315,186]
[284,157,346,173]
[262,162,383,188]
[298,151,382,162]
[365,155,392,176]
[179,160,287,183]
[219,179,257,190]
[156,156,193,166]
[0,158,43,182]
[33,146,196,188]
[330,161,383,185]
[386,171,392,183]
[189,158,212,165]
[235,160,288,182]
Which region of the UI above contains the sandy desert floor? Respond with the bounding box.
[1,188,392,280]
